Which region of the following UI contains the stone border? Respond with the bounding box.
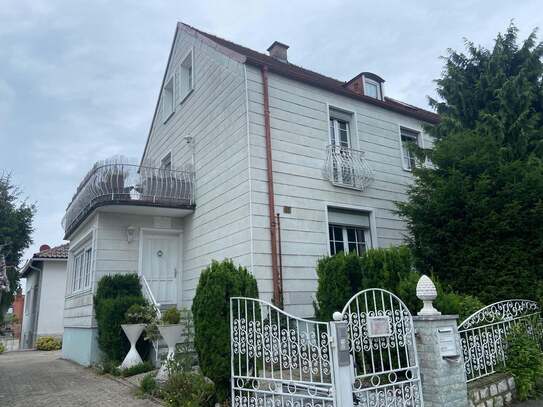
[468,372,516,407]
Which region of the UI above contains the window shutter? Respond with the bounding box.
[328,208,370,227]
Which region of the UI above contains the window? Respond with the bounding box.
[176,50,194,103]
[70,246,92,294]
[328,208,371,255]
[364,78,381,99]
[162,77,175,122]
[329,108,355,186]
[161,152,172,171]
[400,127,421,171]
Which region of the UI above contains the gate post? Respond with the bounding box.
[330,312,354,407]
[413,275,469,407]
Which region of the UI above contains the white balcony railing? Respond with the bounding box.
[322,145,374,191]
[62,157,194,235]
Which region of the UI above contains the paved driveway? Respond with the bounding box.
[0,351,159,406]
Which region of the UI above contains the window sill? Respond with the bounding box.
[179,88,194,106]
[330,181,366,192]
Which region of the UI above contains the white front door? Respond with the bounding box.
[141,233,179,305]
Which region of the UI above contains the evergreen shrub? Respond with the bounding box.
[192,259,259,402]
[94,273,146,361]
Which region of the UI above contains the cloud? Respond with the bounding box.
[0,0,541,264]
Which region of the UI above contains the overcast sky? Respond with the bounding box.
[1,0,541,263]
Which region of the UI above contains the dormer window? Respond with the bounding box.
[364,78,381,100]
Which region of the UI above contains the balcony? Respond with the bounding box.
[322,145,374,191]
[62,157,195,237]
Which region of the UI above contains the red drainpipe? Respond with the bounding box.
[260,65,282,308]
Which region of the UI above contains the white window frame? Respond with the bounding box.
[162,76,175,123]
[329,224,371,256]
[161,152,172,171]
[363,77,382,100]
[68,233,94,296]
[176,48,194,105]
[324,203,379,253]
[399,126,422,171]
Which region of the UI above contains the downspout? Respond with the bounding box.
[260,65,282,308]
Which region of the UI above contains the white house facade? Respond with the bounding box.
[61,22,439,366]
[20,244,68,349]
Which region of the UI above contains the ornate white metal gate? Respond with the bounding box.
[341,289,423,406]
[230,297,336,407]
[459,299,541,382]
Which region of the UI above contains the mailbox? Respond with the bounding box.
[335,323,351,366]
[437,327,459,358]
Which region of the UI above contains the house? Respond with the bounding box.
[20,243,68,349]
[61,22,439,366]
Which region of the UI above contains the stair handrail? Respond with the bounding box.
[139,272,162,319]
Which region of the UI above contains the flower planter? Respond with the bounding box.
[156,324,183,381]
[120,323,145,370]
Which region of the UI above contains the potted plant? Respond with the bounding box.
[120,303,155,370]
[156,307,183,381]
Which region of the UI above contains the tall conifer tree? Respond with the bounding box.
[397,24,543,303]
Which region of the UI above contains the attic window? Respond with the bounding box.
[162,77,175,122]
[176,49,194,104]
[364,78,381,100]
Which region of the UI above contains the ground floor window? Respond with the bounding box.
[328,207,372,256]
[329,224,368,255]
[70,246,92,294]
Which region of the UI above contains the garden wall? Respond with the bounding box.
[468,373,516,407]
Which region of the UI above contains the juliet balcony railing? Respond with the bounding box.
[322,144,374,191]
[62,157,195,236]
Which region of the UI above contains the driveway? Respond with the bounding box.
[0,351,159,406]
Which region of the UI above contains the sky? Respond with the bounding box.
[0,0,542,265]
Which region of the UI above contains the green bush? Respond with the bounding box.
[36,336,62,351]
[314,246,484,320]
[505,323,543,400]
[161,307,181,325]
[160,371,215,407]
[121,361,154,377]
[0,342,5,354]
[192,259,259,402]
[94,273,147,361]
[96,358,121,376]
[139,373,158,396]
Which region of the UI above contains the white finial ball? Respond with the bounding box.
[416,274,438,301]
[332,311,343,321]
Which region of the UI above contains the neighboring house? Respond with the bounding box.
[61,22,439,366]
[20,244,68,349]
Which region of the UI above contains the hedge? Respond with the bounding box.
[314,246,484,321]
[94,273,147,362]
[192,259,259,403]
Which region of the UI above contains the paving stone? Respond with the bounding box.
[0,350,159,407]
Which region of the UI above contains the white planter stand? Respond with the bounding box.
[120,323,145,370]
[156,324,183,382]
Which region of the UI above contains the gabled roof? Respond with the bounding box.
[20,244,69,278]
[184,23,440,124]
[142,23,439,164]
[32,244,69,260]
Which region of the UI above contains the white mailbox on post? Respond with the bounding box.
[437,327,459,358]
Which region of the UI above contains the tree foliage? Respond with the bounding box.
[0,173,35,318]
[397,24,543,303]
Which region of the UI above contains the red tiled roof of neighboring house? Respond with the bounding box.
[32,243,69,260]
[183,23,440,124]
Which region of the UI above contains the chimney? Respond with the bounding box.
[39,244,51,252]
[267,41,289,62]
